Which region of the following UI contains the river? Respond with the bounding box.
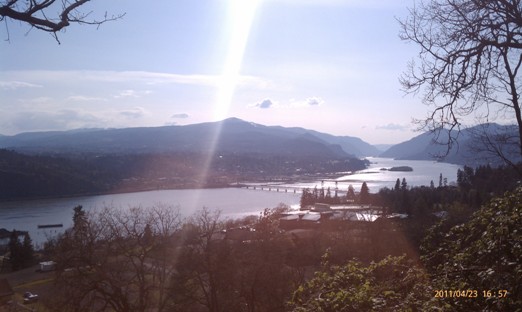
[276,157,462,193]
[0,158,461,247]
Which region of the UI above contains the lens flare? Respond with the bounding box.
[214,0,262,120]
[194,0,261,194]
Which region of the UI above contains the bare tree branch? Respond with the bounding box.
[0,0,124,42]
[399,0,522,168]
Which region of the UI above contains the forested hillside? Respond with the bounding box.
[0,149,366,200]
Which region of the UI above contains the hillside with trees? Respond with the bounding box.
[0,148,366,201]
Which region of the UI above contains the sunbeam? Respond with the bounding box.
[214,0,262,120]
[194,0,262,192]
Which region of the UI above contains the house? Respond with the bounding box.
[0,279,13,306]
[40,261,56,272]
[311,203,331,212]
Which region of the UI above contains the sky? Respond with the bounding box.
[0,0,428,145]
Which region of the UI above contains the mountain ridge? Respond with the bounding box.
[0,117,377,158]
[379,123,522,166]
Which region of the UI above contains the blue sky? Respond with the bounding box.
[0,0,426,144]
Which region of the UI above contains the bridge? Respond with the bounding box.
[237,184,349,197]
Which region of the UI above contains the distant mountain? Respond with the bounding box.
[380,131,443,160]
[0,118,379,200]
[0,117,375,158]
[380,123,521,167]
[373,144,394,153]
[270,126,380,157]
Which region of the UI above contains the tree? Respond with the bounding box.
[170,207,230,312]
[21,232,34,267]
[51,204,182,312]
[399,0,522,166]
[171,206,296,312]
[394,178,400,191]
[8,230,22,271]
[0,0,124,42]
[72,205,86,230]
[289,254,441,311]
[422,186,522,311]
[300,188,313,208]
[346,184,355,201]
[7,230,34,270]
[359,182,370,204]
[400,177,408,190]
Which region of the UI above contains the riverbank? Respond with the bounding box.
[0,171,346,203]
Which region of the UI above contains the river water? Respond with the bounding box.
[284,157,461,192]
[0,158,461,247]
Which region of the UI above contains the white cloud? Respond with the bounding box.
[305,97,323,106]
[249,97,323,109]
[2,70,272,91]
[289,97,325,107]
[120,107,147,119]
[0,81,42,89]
[171,113,189,119]
[115,89,140,98]
[18,96,53,105]
[6,109,104,133]
[254,99,274,109]
[113,89,153,99]
[67,95,107,102]
[375,123,411,131]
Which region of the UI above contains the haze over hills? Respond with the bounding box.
[0,117,378,158]
[0,118,374,200]
[1,118,518,167]
[379,123,522,167]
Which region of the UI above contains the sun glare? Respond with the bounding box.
[214,0,262,120]
[191,0,261,193]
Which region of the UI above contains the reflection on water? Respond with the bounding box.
[0,158,461,247]
[0,188,300,247]
[284,157,462,193]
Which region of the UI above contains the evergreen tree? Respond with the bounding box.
[300,188,308,208]
[8,230,32,270]
[394,178,401,191]
[21,233,34,267]
[359,182,370,204]
[73,205,87,230]
[8,230,22,270]
[346,185,355,201]
[312,186,319,203]
[401,178,408,190]
[325,187,332,203]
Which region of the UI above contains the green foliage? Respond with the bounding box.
[423,186,522,311]
[289,255,440,311]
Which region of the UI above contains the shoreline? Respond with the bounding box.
[0,172,342,204]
